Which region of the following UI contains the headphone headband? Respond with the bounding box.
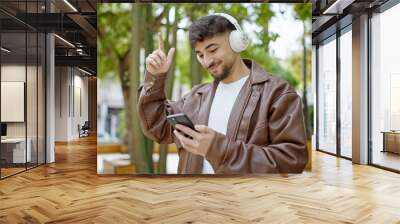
[210,12,249,53]
[212,13,244,33]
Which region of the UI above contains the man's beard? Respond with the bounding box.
[210,61,233,82]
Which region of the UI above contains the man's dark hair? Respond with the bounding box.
[188,15,236,48]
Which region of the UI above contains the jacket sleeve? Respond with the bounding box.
[205,92,308,174]
[137,71,184,144]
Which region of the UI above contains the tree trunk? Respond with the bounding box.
[158,5,180,174]
[130,3,152,173]
[186,9,202,87]
[157,5,170,174]
[190,50,202,87]
[119,60,134,166]
[144,4,154,57]
[141,3,154,173]
[301,21,310,139]
[264,23,269,54]
[167,6,178,98]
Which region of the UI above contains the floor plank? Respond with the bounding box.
[0,136,400,223]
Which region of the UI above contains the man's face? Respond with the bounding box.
[194,32,237,82]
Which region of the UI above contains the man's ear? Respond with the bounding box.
[196,53,201,63]
[194,49,203,64]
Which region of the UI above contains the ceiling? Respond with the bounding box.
[0,0,97,75]
[6,0,394,72]
[312,0,389,44]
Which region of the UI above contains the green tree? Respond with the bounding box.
[181,3,211,86]
[97,3,156,173]
[253,4,277,54]
[293,3,312,138]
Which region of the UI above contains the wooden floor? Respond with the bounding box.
[1,136,400,223]
[372,151,400,171]
[1,167,26,177]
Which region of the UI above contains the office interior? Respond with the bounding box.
[0,0,97,179]
[0,0,399,222]
[312,0,400,172]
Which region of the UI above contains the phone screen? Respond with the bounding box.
[167,113,197,138]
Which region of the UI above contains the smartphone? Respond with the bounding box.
[166,113,196,130]
[167,113,197,139]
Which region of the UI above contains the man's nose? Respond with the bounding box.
[204,56,214,68]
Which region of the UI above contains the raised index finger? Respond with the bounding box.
[158,33,164,51]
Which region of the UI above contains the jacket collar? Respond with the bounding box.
[243,59,270,85]
[196,59,270,94]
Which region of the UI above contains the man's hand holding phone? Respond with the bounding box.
[145,33,175,75]
[167,113,216,157]
[173,124,216,158]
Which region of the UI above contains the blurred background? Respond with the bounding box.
[97,3,312,174]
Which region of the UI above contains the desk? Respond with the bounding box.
[381,131,400,154]
[1,138,31,164]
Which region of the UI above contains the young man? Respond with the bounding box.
[138,13,308,174]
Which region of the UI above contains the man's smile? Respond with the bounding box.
[208,62,221,73]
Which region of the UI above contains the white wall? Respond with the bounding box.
[55,66,68,141]
[1,65,30,138]
[1,65,26,140]
[54,67,89,141]
[1,63,46,164]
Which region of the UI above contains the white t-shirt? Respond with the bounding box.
[202,75,249,174]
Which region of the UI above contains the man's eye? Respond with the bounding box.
[198,55,203,58]
[210,48,217,53]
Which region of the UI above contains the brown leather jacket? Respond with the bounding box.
[137,59,308,174]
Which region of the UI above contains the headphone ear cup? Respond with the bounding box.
[229,30,249,53]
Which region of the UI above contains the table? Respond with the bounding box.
[1,138,32,164]
[381,131,400,154]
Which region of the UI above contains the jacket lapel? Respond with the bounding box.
[185,81,218,173]
[225,78,252,140]
[225,59,269,141]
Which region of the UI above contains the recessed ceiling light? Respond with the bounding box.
[63,0,78,12]
[1,47,11,53]
[54,34,75,48]
[78,67,92,76]
[323,0,354,15]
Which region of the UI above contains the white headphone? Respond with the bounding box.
[212,13,249,53]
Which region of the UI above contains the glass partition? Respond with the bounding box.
[339,28,352,158]
[38,32,45,165]
[1,30,28,177]
[0,1,46,179]
[371,4,400,171]
[317,36,337,155]
[27,30,38,169]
